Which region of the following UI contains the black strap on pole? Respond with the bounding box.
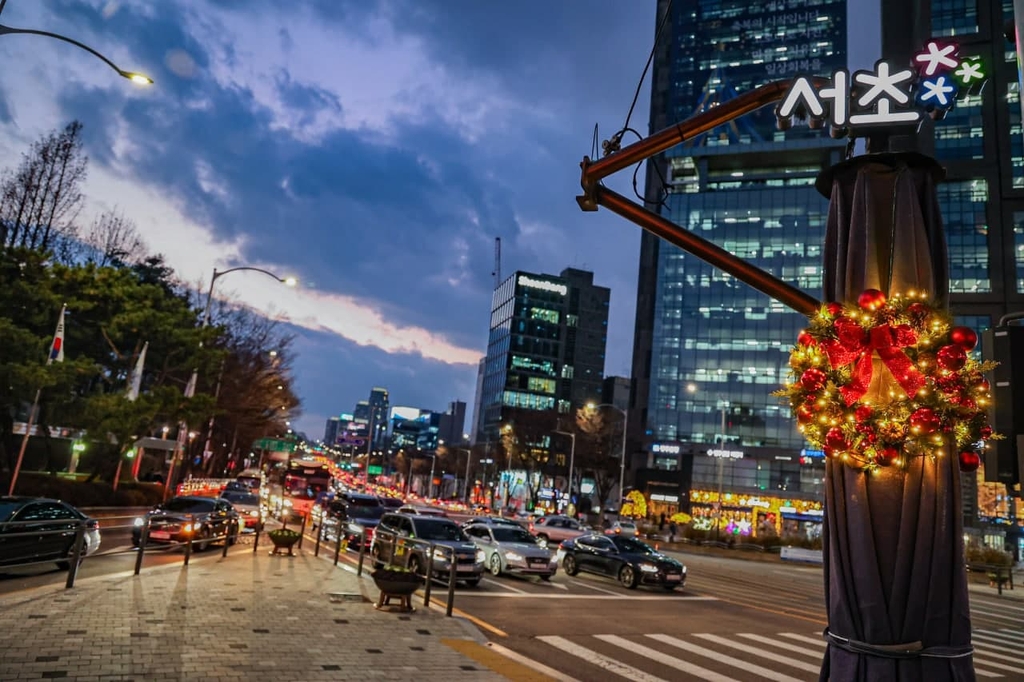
[64,522,86,589]
[423,542,435,607]
[824,630,974,660]
[134,518,149,575]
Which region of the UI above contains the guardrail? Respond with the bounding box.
[968,563,1016,595]
[368,529,460,617]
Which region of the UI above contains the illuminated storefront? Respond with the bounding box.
[688,488,823,538]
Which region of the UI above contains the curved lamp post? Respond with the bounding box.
[587,403,628,514]
[0,2,153,85]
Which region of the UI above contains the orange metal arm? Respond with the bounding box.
[577,77,826,316]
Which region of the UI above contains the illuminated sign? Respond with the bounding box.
[801,449,825,459]
[707,448,744,459]
[652,442,681,455]
[517,275,568,296]
[776,40,987,132]
[650,493,679,503]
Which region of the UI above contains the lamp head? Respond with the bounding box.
[122,71,153,85]
[282,276,298,287]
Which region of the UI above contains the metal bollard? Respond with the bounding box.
[403,538,412,569]
[314,521,323,557]
[298,514,307,550]
[446,548,457,617]
[222,522,232,558]
[357,527,367,577]
[253,520,261,553]
[135,517,150,575]
[65,522,87,589]
[184,515,194,567]
[333,526,342,566]
[423,542,435,607]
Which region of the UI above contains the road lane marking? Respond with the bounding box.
[736,633,824,659]
[442,638,560,681]
[483,577,526,593]
[484,641,580,682]
[979,628,1024,642]
[998,627,1024,637]
[647,634,804,682]
[778,633,825,647]
[972,631,1024,648]
[693,633,820,674]
[595,634,739,682]
[537,636,669,682]
[452,592,717,600]
[568,579,629,596]
[970,642,1024,664]
[967,606,1023,623]
[975,600,1024,614]
[970,653,1024,677]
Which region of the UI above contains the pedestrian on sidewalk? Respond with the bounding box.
[659,512,666,531]
[669,521,678,543]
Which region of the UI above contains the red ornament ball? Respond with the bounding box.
[980,425,993,440]
[950,326,978,351]
[825,302,844,316]
[958,450,981,472]
[857,289,887,311]
[823,447,837,459]
[796,404,815,424]
[906,302,930,321]
[797,331,815,347]
[854,405,874,424]
[874,447,899,467]
[800,368,828,391]
[937,344,967,371]
[825,427,848,451]
[909,407,941,435]
[976,377,990,393]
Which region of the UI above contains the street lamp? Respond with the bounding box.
[688,383,729,539]
[587,403,628,513]
[0,1,153,84]
[553,430,576,513]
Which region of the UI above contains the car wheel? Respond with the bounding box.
[227,525,238,546]
[57,538,88,570]
[196,527,211,551]
[619,565,638,589]
[563,554,579,576]
[536,534,550,549]
[489,553,503,576]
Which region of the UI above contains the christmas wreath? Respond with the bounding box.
[776,288,997,472]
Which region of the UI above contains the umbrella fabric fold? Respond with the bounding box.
[817,153,973,681]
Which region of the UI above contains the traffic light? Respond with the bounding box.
[981,327,1024,486]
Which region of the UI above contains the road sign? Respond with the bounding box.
[367,465,383,475]
[254,438,295,453]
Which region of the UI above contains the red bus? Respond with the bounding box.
[267,460,332,520]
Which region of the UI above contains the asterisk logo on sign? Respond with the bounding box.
[953,57,984,86]
[914,41,959,76]
[918,76,956,107]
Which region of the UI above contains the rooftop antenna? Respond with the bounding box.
[491,237,501,289]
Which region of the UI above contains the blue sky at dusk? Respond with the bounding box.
[0,1,655,438]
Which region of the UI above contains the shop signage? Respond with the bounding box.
[517,275,568,296]
[707,448,744,459]
[650,493,680,503]
[801,448,825,459]
[652,442,681,455]
[776,40,987,131]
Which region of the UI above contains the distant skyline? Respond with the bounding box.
[0,1,654,438]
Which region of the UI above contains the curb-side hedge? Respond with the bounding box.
[0,473,164,508]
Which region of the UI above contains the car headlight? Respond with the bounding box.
[182,523,194,533]
[249,510,259,517]
[504,552,523,563]
[476,549,487,563]
[639,562,660,573]
[283,500,293,507]
[433,549,448,561]
[133,517,144,527]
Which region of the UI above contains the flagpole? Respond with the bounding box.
[8,388,42,496]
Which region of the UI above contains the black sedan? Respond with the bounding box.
[558,533,687,590]
[0,497,100,570]
[132,496,240,551]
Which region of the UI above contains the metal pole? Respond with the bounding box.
[135,518,150,574]
[333,527,342,566]
[446,550,456,617]
[184,515,194,566]
[9,388,42,495]
[423,542,435,608]
[406,459,413,497]
[298,513,307,549]
[314,520,323,557]
[201,361,225,472]
[65,521,86,589]
[363,408,375,490]
[716,402,727,541]
[568,433,576,511]
[429,454,437,500]
[356,527,366,576]
[618,409,628,513]
[463,449,472,502]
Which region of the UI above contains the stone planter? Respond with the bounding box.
[371,568,422,612]
[267,529,301,556]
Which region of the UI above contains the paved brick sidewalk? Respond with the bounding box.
[0,545,514,681]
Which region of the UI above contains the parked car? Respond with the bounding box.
[0,497,100,570]
[528,515,587,549]
[559,533,686,590]
[397,505,448,518]
[460,516,522,530]
[604,520,639,537]
[132,496,240,551]
[464,522,556,579]
[219,490,263,530]
[310,490,337,528]
[371,512,484,586]
[377,496,404,509]
[321,493,384,550]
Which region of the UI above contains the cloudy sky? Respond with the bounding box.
[0,0,654,438]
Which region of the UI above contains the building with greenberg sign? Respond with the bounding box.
[475,268,610,447]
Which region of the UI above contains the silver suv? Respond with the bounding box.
[529,515,587,549]
[371,512,484,586]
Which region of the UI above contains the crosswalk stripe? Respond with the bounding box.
[482,578,526,594]
[646,634,805,682]
[568,579,623,597]
[692,633,821,674]
[736,633,823,659]
[974,599,1024,614]
[973,631,1024,648]
[595,635,740,682]
[968,606,1022,622]
[998,628,1024,637]
[971,654,1024,676]
[778,633,826,647]
[971,643,1024,664]
[979,628,1024,642]
[536,636,669,682]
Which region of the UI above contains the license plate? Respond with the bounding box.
[457,563,476,570]
[665,574,681,582]
[150,531,170,540]
[528,559,546,565]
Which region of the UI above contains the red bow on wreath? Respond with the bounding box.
[822,318,926,406]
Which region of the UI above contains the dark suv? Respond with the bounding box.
[321,492,384,550]
[371,512,484,586]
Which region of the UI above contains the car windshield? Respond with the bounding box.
[415,519,467,542]
[348,505,384,519]
[221,492,259,505]
[619,522,636,529]
[611,536,657,555]
[161,498,215,513]
[0,501,22,522]
[492,527,536,544]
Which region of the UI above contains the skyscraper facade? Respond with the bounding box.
[477,268,610,444]
[629,0,850,526]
